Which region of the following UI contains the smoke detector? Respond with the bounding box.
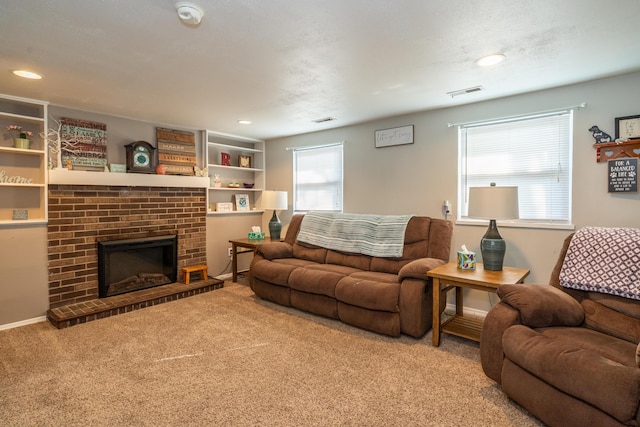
[175,2,204,25]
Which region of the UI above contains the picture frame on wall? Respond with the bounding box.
[615,114,640,140]
[375,125,414,148]
[235,194,250,211]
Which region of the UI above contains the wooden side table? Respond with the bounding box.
[427,262,529,346]
[228,238,266,282]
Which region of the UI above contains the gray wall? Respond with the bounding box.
[262,71,640,313]
[1,71,639,327]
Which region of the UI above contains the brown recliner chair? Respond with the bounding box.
[480,231,640,427]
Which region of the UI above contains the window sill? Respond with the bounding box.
[455,218,575,231]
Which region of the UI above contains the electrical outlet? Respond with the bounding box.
[227,247,233,257]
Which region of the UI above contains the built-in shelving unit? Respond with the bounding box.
[0,94,48,225]
[205,130,265,215]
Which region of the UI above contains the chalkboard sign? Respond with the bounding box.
[608,158,638,193]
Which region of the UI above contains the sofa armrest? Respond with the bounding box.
[398,258,446,282]
[497,284,585,328]
[255,242,293,260]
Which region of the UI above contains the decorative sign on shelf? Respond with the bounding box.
[13,209,28,220]
[156,127,196,175]
[0,170,34,184]
[608,158,638,193]
[60,118,108,169]
[375,125,414,148]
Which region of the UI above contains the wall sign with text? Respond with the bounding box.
[608,158,638,193]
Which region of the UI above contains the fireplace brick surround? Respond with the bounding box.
[47,184,210,310]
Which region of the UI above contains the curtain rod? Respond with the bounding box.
[447,102,587,128]
[285,141,344,151]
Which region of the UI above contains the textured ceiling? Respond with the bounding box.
[1,0,640,140]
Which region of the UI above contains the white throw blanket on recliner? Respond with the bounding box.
[560,226,640,300]
[297,212,413,258]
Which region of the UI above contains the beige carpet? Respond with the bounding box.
[0,282,542,426]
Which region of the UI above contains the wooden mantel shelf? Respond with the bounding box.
[49,169,210,188]
[593,140,640,163]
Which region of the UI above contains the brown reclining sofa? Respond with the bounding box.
[249,213,453,338]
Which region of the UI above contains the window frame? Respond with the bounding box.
[292,142,344,213]
[457,110,575,230]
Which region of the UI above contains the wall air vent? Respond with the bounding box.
[312,117,336,123]
[446,86,484,98]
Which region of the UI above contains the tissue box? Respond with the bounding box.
[457,251,476,270]
[248,232,265,240]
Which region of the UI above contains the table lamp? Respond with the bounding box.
[261,190,288,240]
[467,183,519,271]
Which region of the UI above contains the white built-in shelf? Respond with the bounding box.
[207,209,265,216]
[0,146,45,156]
[208,164,264,173]
[49,169,210,188]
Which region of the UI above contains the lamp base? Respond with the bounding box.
[268,210,282,241]
[480,219,506,271]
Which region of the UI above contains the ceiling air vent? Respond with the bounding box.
[312,117,336,123]
[446,86,484,98]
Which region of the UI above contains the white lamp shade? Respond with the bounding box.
[468,186,519,220]
[262,191,288,210]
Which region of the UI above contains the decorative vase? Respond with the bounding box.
[14,138,30,149]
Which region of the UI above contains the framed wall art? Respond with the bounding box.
[615,114,640,140]
[238,155,252,168]
[375,125,414,148]
[60,118,108,169]
[235,194,250,211]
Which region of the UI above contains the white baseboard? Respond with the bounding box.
[0,316,47,331]
[445,303,488,319]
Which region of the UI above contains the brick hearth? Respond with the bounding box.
[47,278,223,329]
[47,184,214,326]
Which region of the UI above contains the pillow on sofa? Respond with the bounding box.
[582,299,640,344]
[497,284,584,328]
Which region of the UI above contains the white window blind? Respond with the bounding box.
[459,111,573,224]
[293,143,343,212]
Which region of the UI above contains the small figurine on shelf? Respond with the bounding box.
[588,125,612,144]
[212,174,222,188]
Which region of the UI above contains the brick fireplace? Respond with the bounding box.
[47,184,208,310]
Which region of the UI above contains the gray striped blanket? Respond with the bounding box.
[560,226,640,300]
[297,212,413,258]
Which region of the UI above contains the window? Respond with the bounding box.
[458,110,573,226]
[293,142,343,212]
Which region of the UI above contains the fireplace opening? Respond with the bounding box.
[98,235,178,297]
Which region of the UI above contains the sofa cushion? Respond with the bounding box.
[326,250,371,270]
[503,325,640,423]
[292,241,327,263]
[637,342,640,368]
[498,284,584,328]
[582,298,640,344]
[335,275,400,312]
[536,326,636,367]
[288,266,353,298]
[251,258,300,287]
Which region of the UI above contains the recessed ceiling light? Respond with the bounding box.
[237,120,252,125]
[476,54,506,67]
[12,70,43,79]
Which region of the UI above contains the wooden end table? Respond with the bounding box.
[228,238,266,282]
[427,261,529,346]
